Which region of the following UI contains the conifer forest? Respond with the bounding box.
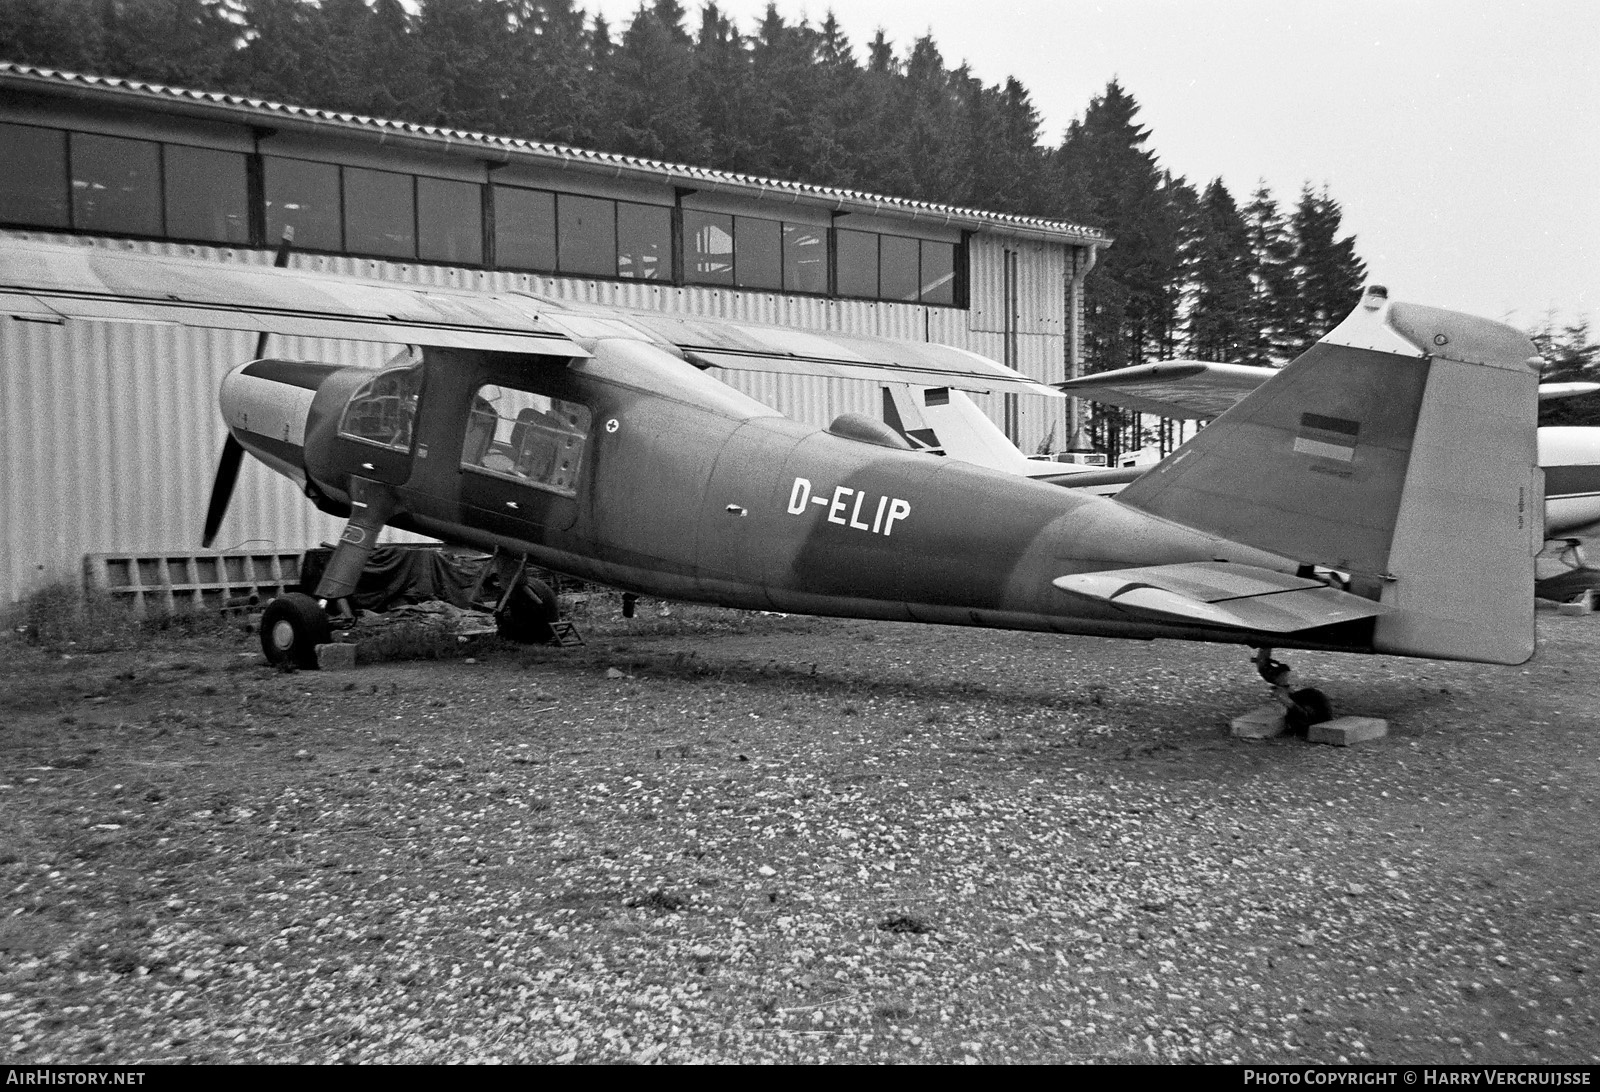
[2,0,1592,439]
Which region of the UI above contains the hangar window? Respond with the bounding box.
[557,194,616,277]
[263,156,341,251]
[617,202,670,280]
[879,233,920,302]
[461,384,590,497]
[0,123,69,229]
[834,229,961,306]
[164,144,250,245]
[417,176,483,265]
[920,240,957,306]
[493,185,557,272]
[734,216,782,291]
[344,167,416,259]
[338,365,422,452]
[684,210,734,286]
[783,223,827,294]
[71,132,162,237]
[834,229,878,299]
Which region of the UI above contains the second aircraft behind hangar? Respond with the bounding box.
[0,240,1547,721]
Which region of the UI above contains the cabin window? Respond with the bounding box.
[71,132,162,237]
[344,166,416,259]
[163,144,250,245]
[461,384,590,497]
[338,366,422,452]
[417,176,482,265]
[0,123,69,229]
[263,156,341,251]
[557,194,616,277]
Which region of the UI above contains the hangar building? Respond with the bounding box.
[0,62,1107,606]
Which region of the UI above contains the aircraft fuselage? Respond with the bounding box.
[226,340,1377,654]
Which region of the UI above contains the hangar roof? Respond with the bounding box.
[0,61,1109,250]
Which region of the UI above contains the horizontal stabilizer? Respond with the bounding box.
[1053,561,1393,634]
[0,239,586,356]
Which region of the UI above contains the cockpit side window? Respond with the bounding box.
[338,365,422,452]
[461,383,590,497]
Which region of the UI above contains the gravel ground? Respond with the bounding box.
[1,599,1597,1064]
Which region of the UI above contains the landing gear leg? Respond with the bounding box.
[489,552,559,645]
[1252,647,1333,735]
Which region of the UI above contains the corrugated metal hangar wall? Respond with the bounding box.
[0,65,1103,606]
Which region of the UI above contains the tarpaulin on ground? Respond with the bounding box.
[298,546,489,612]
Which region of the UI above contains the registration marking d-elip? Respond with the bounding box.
[786,477,910,536]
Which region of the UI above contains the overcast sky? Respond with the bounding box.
[589,0,1598,331]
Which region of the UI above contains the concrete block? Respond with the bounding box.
[1307,716,1388,746]
[1231,704,1287,739]
[1557,596,1592,616]
[315,642,357,671]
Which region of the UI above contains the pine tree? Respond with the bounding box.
[1239,183,1296,366]
[1283,185,1366,355]
[1185,179,1254,362]
[1536,318,1600,427]
[608,1,708,164]
[0,0,109,71]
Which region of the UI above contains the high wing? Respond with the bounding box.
[0,239,587,357]
[0,239,1058,398]
[1059,358,1596,421]
[542,300,1062,397]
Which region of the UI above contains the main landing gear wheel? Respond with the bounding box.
[1252,648,1333,735]
[496,577,559,645]
[260,592,332,669]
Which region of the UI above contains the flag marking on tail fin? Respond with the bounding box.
[1293,413,1361,463]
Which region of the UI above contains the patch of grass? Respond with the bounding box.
[354,622,464,664]
[4,581,236,653]
[628,889,686,913]
[876,913,933,935]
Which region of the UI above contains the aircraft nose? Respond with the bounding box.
[219,358,341,452]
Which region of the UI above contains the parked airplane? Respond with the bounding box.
[0,240,1546,726]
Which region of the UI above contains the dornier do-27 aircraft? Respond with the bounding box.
[0,239,1547,725]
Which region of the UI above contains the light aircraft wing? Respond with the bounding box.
[1060,359,1595,421]
[545,301,1061,398]
[1056,360,1273,419]
[1053,561,1394,633]
[0,240,587,357]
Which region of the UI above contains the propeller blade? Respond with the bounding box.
[202,434,245,549]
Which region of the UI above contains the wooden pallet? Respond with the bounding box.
[83,551,304,615]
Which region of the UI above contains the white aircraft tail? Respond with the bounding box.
[1115,288,1544,664]
[882,384,1085,479]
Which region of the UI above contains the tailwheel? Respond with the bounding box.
[1252,648,1333,735]
[260,592,332,669]
[496,576,559,644]
[1284,687,1333,735]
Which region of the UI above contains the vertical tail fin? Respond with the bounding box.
[1115,289,1543,664]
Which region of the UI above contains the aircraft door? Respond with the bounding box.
[456,380,588,537]
[329,361,424,486]
[695,419,806,598]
